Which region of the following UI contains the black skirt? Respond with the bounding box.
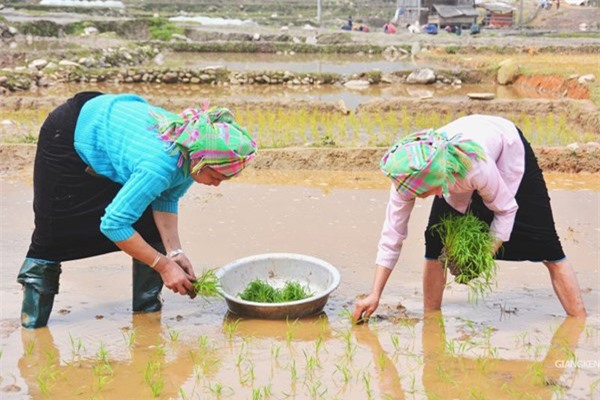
[424,129,566,262]
[26,92,161,262]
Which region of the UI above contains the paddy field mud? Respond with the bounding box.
[1,2,599,398]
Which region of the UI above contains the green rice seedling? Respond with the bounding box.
[390,334,401,353]
[271,343,281,361]
[239,360,255,385]
[236,341,248,367]
[378,353,386,372]
[122,328,137,349]
[306,381,326,399]
[193,269,222,298]
[261,385,273,397]
[252,388,263,400]
[338,308,354,325]
[197,335,210,349]
[166,326,180,342]
[362,372,374,400]
[285,318,298,346]
[24,338,36,356]
[303,349,320,377]
[290,360,297,382]
[340,329,356,360]
[144,360,164,398]
[407,374,417,394]
[590,378,600,397]
[433,213,497,302]
[95,342,111,367]
[239,279,312,303]
[69,335,84,360]
[154,342,167,357]
[314,335,324,356]
[469,388,486,400]
[36,364,60,396]
[335,364,351,384]
[208,382,234,398]
[224,319,240,341]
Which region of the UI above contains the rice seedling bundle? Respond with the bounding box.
[239,279,313,303]
[193,269,222,298]
[433,213,497,287]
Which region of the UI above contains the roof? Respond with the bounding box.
[432,4,480,18]
[478,2,517,11]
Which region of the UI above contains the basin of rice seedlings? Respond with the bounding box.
[239,279,313,303]
[433,213,497,300]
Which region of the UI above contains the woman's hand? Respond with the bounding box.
[492,238,503,255]
[352,292,381,323]
[171,253,197,280]
[154,257,195,296]
[170,253,197,298]
[352,265,392,323]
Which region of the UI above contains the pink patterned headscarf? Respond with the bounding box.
[152,106,257,177]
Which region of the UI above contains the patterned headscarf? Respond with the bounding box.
[380,129,486,200]
[152,106,257,177]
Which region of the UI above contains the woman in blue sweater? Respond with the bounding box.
[17,92,257,328]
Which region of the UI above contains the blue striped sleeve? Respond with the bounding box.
[100,169,171,242]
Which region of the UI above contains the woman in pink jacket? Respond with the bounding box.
[353,115,586,320]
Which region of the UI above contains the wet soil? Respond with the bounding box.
[0,6,598,398]
[2,143,600,180]
[0,174,598,399]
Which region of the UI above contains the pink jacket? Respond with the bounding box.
[376,115,526,269]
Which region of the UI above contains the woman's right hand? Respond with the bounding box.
[352,292,381,323]
[155,257,195,295]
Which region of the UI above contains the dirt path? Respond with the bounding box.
[2,143,599,180]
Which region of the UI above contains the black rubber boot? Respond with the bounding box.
[17,259,62,329]
[132,244,164,313]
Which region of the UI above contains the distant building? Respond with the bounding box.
[394,0,477,27]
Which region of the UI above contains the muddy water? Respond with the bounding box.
[161,52,435,74]
[4,81,547,112]
[0,176,598,399]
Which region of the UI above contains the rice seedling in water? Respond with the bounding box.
[590,378,600,397]
[238,279,313,303]
[193,269,222,298]
[144,360,164,398]
[224,319,240,341]
[433,213,497,302]
[166,326,180,342]
[24,338,36,356]
[69,335,84,359]
[335,364,351,384]
[122,328,137,349]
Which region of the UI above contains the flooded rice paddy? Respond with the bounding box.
[0,50,599,398]
[1,172,598,399]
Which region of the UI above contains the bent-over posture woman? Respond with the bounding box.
[353,114,586,320]
[18,92,256,328]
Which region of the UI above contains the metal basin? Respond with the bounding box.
[216,253,341,319]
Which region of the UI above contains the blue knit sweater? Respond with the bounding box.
[74,94,194,242]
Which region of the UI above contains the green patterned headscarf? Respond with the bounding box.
[152,106,257,177]
[380,129,486,200]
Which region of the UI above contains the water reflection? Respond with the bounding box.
[422,312,584,399]
[18,313,199,399]
[224,311,333,341]
[352,325,405,399]
[160,52,429,75]
[4,81,532,111]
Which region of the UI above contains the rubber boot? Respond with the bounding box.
[17,258,62,329]
[132,245,164,313]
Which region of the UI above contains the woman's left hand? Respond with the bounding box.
[171,253,197,297]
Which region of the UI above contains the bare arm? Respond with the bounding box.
[352,265,393,321]
[152,210,197,282]
[115,232,194,295]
